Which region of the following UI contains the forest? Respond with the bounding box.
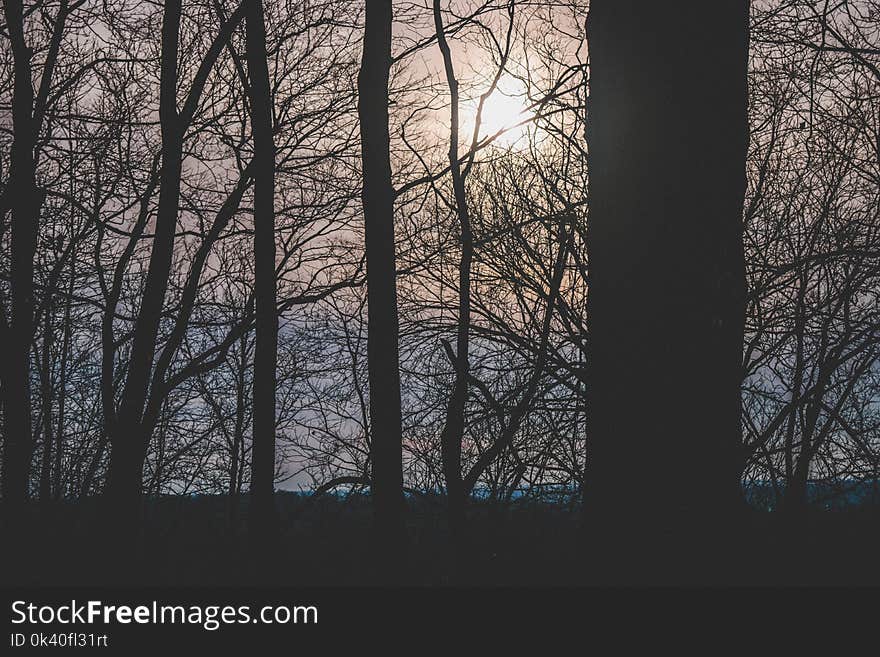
[0,0,879,585]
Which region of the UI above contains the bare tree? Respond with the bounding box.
[743,0,880,513]
[245,0,278,539]
[357,0,406,562]
[1,0,80,504]
[103,0,247,530]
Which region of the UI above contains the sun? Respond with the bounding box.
[464,86,533,148]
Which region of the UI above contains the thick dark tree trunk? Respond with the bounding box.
[586,2,749,520]
[104,420,146,544]
[357,0,406,570]
[246,0,279,540]
[1,0,39,505]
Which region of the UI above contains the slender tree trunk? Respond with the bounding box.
[358,0,406,568]
[228,336,247,530]
[53,252,75,500]
[38,308,54,501]
[232,335,248,499]
[433,0,471,541]
[245,0,279,540]
[586,2,749,519]
[784,451,811,513]
[151,401,168,497]
[79,434,102,496]
[782,271,808,510]
[1,0,39,505]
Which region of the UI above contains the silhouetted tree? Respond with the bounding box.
[432,0,478,542]
[743,0,880,513]
[1,0,77,504]
[586,1,750,518]
[104,0,247,531]
[245,0,278,538]
[357,0,406,561]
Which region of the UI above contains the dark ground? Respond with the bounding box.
[2,493,879,586]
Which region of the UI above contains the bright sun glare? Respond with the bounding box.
[465,87,533,148]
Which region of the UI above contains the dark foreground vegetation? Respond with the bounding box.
[3,493,879,586]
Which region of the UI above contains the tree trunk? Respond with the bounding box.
[783,455,811,514]
[433,0,471,542]
[1,0,39,504]
[38,308,54,502]
[101,1,245,528]
[246,0,279,539]
[585,2,749,519]
[53,255,75,500]
[228,336,247,530]
[358,0,406,568]
[105,0,184,525]
[104,421,146,541]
